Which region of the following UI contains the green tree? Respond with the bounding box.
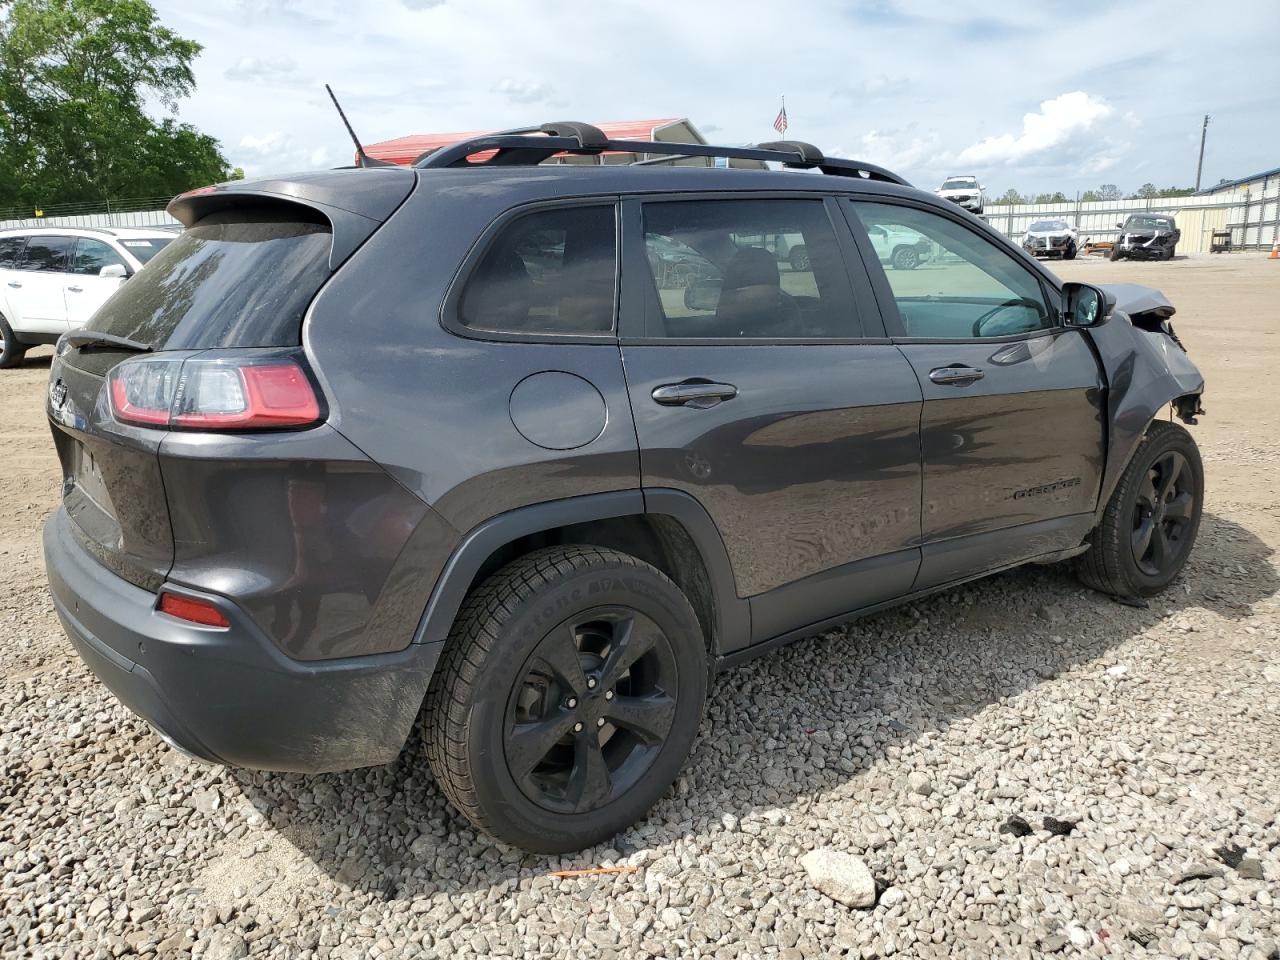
[0,0,234,210]
[1096,184,1122,201]
[1133,183,1159,199]
[991,188,1025,206]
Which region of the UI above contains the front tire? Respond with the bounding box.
[891,246,919,270]
[0,314,28,369]
[1077,421,1203,597]
[1110,246,1125,262]
[422,546,707,853]
[1063,242,1077,261]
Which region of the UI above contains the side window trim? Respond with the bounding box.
[441,197,622,344]
[620,193,883,345]
[839,197,1063,343]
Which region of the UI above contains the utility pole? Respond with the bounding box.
[1195,114,1210,191]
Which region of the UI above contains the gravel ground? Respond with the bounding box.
[2,254,1279,959]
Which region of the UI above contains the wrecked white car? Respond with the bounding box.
[1022,218,1078,260]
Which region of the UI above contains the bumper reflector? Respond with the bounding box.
[158,593,230,628]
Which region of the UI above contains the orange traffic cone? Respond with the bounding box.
[1271,241,1279,259]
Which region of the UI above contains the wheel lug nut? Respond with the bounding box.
[573,722,583,733]
[605,690,614,701]
[596,717,605,728]
[566,697,577,709]
[587,677,598,689]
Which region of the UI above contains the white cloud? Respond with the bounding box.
[401,0,445,7]
[239,131,287,153]
[858,129,945,172]
[493,78,555,105]
[956,91,1112,166]
[224,56,298,84]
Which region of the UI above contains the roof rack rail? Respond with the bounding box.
[413,125,909,186]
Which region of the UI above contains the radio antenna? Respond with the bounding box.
[325,84,391,168]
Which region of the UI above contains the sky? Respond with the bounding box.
[153,0,1280,196]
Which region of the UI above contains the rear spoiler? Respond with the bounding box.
[168,168,415,271]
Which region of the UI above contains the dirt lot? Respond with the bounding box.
[1,254,1278,959]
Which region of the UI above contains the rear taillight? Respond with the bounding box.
[108,356,321,430]
[158,592,230,628]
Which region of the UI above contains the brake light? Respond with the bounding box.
[158,592,230,628]
[108,357,321,430]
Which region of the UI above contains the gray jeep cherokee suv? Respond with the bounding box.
[43,125,1206,853]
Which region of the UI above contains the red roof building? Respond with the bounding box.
[362,118,763,168]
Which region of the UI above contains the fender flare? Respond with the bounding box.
[411,488,750,653]
[1087,318,1204,521]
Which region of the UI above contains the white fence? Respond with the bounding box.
[982,181,1280,255]
[0,209,180,232]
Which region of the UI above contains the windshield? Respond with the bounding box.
[1029,220,1069,232]
[943,178,977,189]
[116,237,174,264]
[1125,216,1174,231]
[86,209,332,349]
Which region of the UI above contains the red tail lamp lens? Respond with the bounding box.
[158,593,230,628]
[108,357,321,430]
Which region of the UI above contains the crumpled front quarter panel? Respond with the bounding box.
[1087,307,1204,513]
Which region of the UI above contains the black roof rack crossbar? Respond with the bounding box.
[414,130,909,185]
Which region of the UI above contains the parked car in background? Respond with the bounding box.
[43,126,1206,853]
[1022,219,1078,260]
[866,223,933,270]
[936,175,985,215]
[1112,214,1180,261]
[0,226,174,367]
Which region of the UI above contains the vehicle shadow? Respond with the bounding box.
[230,508,1277,897]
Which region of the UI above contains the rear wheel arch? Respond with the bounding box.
[416,489,748,660]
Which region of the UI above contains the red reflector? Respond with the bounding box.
[158,593,230,628]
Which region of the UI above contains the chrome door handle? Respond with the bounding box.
[66,285,83,293]
[5,281,20,288]
[928,365,985,386]
[652,380,738,408]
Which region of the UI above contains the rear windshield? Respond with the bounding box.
[117,237,174,264]
[86,208,332,349]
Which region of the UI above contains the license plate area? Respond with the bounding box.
[70,440,115,518]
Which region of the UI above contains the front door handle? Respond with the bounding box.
[652,380,738,408]
[5,281,20,289]
[66,285,83,293]
[928,365,985,386]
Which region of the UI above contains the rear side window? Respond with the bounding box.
[19,236,74,272]
[84,208,332,349]
[118,237,173,263]
[640,199,858,339]
[458,205,616,336]
[0,236,25,267]
[71,238,129,276]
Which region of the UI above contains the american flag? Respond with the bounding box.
[773,100,788,135]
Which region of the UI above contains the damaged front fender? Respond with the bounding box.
[1087,283,1205,518]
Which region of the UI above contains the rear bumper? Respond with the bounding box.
[44,508,442,773]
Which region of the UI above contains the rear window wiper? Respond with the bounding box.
[64,331,153,353]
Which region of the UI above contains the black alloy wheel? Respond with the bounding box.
[504,608,678,814]
[1132,450,1197,578]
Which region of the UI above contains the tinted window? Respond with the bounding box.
[458,206,616,335]
[85,209,332,349]
[18,236,74,272]
[641,199,858,339]
[851,202,1053,339]
[71,238,129,276]
[0,236,25,268]
[117,237,173,263]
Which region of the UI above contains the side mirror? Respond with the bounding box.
[1115,222,1124,229]
[683,278,721,312]
[1062,282,1114,328]
[99,263,128,279]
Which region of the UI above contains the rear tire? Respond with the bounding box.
[422,545,707,853]
[0,314,28,369]
[1077,421,1203,598]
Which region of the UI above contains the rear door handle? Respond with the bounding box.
[928,365,985,386]
[5,281,20,289]
[66,285,83,293]
[652,380,738,408]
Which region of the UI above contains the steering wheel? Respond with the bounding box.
[972,298,1038,338]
